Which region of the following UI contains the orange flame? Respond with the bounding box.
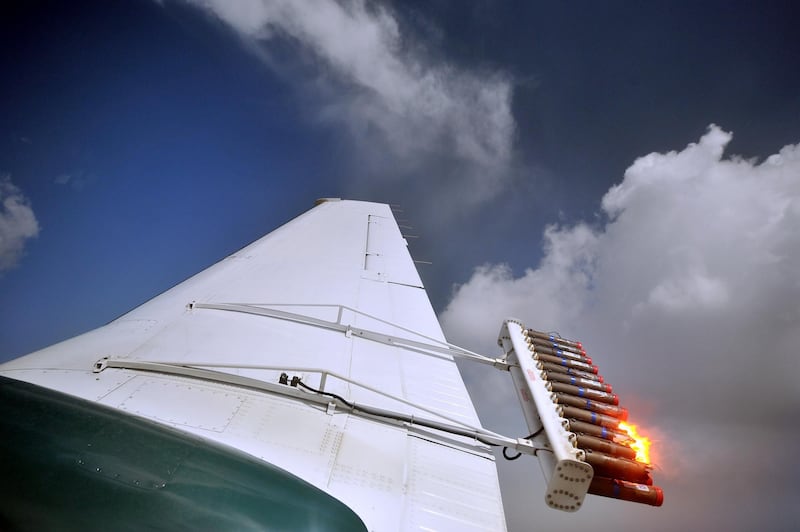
[618,421,652,464]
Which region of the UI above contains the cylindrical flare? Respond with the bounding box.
[526,329,583,349]
[554,393,628,420]
[550,382,618,405]
[544,371,612,393]
[535,354,597,374]
[575,434,636,460]
[540,362,603,382]
[529,337,586,356]
[567,420,633,445]
[560,406,620,429]
[588,477,663,507]
[583,449,652,485]
[532,344,591,364]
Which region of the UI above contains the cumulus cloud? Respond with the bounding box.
[0,176,40,272]
[442,126,800,530]
[175,0,514,205]
[443,125,800,399]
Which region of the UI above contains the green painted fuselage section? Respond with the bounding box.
[0,376,366,531]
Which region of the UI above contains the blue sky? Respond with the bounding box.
[2,1,799,530]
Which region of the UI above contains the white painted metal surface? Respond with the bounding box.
[1,200,507,531]
[499,320,593,512]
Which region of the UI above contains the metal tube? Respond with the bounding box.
[560,406,621,429]
[528,337,587,357]
[539,362,603,383]
[553,393,628,420]
[530,344,591,364]
[574,434,636,460]
[588,477,663,507]
[566,420,633,445]
[549,382,619,405]
[582,450,652,485]
[535,354,598,374]
[544,371,612,393]
[526,329,583,350]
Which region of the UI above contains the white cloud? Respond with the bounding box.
[54,174,71,185]
[0,176,40,272]
[53,171,90,190]
[176,0,514,204]
[443,126,800,380]
[442,126,800,530]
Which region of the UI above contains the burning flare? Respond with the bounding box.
[617,421,652,464]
